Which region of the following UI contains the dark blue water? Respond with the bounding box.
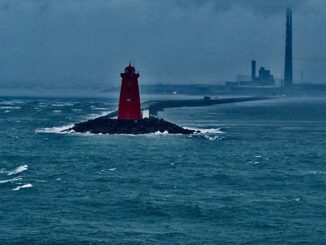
[0,96,325,244]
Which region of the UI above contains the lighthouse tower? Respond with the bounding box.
[118,64,142,120]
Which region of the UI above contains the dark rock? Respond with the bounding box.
[62,116,199,135]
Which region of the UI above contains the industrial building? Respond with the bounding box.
[226,60,276,87]
[226,7,293,89]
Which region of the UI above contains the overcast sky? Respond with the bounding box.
[0,0,325,90]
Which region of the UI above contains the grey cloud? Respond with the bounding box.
[0,0,325,92]
[162,0,313,15]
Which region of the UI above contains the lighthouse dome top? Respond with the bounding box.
[124,64,136,74]
[121,63,139,78]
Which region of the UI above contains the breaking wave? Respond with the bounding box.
[1,106,21,110]
[92,107,108,111]
[12,183,33,191]
[185,127,224,134]
[0,176,22,184]
[51,102,76,107]
[0,164,30,190]
[203,135,222,141]
[153,130,170,135]
[0,100,25,105]
[85,111,113,120]
[35,124,74,134]
[7,165,28,176]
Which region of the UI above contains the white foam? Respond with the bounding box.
[85,111,113,120]
[185,127,223,134]
[109,168,117,171]
[37,103,47,108]
[35,127,104,136]
[52,102,75,107]
[7,165,28,176]
[154,130,169,135]
[35,110,113,135]
[1,106,21,110]
[12,183,33,191]
[204,135,221,141]
[247,160,260,165]
[35,124,74,134]
[0,100,25,105]
[0,176,22,184]
[52,110,62,113]
[92,107,108,110]
[309,170,324,175]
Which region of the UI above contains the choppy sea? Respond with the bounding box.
[0,95,325,244]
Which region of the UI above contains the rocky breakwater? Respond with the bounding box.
[62,116,199,135]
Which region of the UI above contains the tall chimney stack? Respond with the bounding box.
[284,7,293,86]
[251,60,256,82]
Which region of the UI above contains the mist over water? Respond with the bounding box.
[0,0,325,243]
[0,95,325,243]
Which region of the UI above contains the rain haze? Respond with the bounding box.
[1,1,326,244]
[0,0,325,95]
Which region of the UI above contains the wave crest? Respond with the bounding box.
[13,183,33,191]
[0,176,22,184]
[35,125,74,134]
[8,165,28,176]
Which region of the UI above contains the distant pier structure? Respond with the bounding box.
[284,7,293,86]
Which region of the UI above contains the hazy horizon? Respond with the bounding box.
[0,0,326,94]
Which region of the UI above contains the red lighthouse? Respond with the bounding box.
[118,64,142,120]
